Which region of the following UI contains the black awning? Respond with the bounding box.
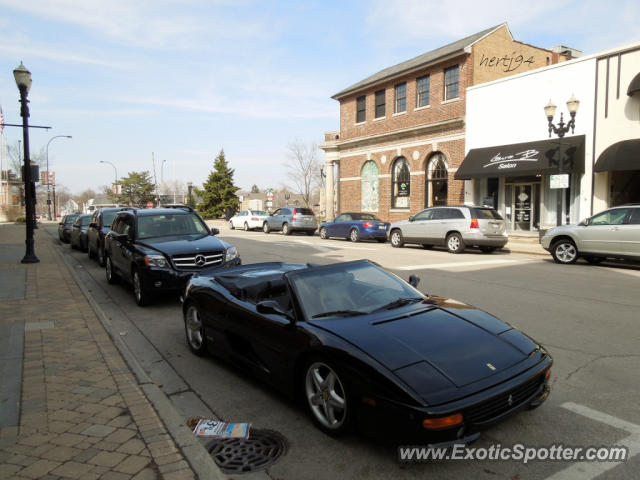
[627,72,640,96]
[595,139,640,172]
[455,135,585,180]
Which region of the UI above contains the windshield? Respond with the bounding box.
[288,262,423,320]
[79,215,92,226]
[103,211,117,227]
[65,215,79,225]
[250,210,268,216]
[137,213,209,239]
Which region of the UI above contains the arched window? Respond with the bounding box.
[426,153,448,207]
[392,157,410,209]
[361,161,379,211]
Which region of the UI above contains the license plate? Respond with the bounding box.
[378,225,386,230]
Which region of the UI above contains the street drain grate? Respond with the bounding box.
[206,429,287,474]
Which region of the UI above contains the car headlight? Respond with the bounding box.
[225,246,238,262]
[144,254,168,268]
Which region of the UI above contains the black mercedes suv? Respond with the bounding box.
[104,206,240,306]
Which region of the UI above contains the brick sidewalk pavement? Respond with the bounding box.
[0,224,205,480]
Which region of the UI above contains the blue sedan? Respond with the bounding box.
[319,212,390,243]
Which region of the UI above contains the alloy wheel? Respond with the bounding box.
[185,304,207,355]
[305,361,347,431]
[553,241,578,264]
[320,227,328,240]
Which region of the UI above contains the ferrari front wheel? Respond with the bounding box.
[304,359,350,436]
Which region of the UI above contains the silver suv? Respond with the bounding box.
[263,206,317,235]
[388,206,508,253]
[540,204,640,264]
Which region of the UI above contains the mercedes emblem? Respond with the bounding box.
[195,254,206,267]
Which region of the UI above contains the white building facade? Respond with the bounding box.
[461,41,640,232]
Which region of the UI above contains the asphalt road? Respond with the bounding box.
[48,224,640,480]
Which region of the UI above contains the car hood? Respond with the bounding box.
[137,235,228,256]
[313,304,536,402]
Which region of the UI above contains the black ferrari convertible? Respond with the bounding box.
[182,260,551,445]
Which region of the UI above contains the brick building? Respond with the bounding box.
[321,23,570,222]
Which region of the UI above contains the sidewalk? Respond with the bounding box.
[0,224,221,480]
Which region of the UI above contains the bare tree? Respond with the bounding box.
[284,139,321,207]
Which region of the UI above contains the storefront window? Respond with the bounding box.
[426,154,448,207]
[361,161,379,212]
[392,157,410,209]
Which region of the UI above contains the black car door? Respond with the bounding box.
[222,281,307,388]
[111,215,134,278]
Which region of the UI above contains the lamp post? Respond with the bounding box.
[187,181,193,207]
[100,160,118,197]
[46,135,72,220]
[544,95,579,226]
[14,62,39,263]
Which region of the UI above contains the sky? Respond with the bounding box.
[1,0,639,196]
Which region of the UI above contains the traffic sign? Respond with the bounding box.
[147,201,154,208]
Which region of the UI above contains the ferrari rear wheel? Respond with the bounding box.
[184,303,208,356]
[304,359,350,436]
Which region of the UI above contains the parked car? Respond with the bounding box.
[319,212,389,243]
[182,259,551,442]
[70,214,93,251]
[104,206,241,306]
[540,204,640,264]
[87,207,123,266]
[229,209,269,231]
[262,206,317,235]
[58,213,80,243]
[388,206,508,253]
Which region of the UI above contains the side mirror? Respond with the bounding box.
[116,233,129,243]
[408,216,415,222]
[58,222,64,226]
[256,300,293,320]
[210,228,220,236]
[580,218,590,226]
[89,222,98,228]
[408,275,420,288]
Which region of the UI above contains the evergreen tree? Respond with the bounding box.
[112,171,155,207]
[195,150,239,219]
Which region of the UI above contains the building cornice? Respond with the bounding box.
[320,117,465,152]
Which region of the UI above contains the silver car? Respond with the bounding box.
[540,204,640,264]
[263,206,317,235]
[388,206,508,253]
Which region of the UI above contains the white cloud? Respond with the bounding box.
[0,43,126,68]
[0,0,270,50]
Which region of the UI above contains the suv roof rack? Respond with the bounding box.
[118,206,139,212]
[162,204,195,212]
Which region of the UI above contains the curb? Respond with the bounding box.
[49,229,227,480]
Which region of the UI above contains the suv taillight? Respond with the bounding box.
[292,208,297,220]
[470,218,479,229]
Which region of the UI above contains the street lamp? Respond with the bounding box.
[14,62,38,263]
[544,95,580,226]
[100,160,118,196]
[187,181,193,207]
[46,135,72,220]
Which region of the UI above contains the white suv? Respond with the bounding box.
[540,204,640,264]
[388,206,508,253]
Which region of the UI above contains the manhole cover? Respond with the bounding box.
[206,429,287,474]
